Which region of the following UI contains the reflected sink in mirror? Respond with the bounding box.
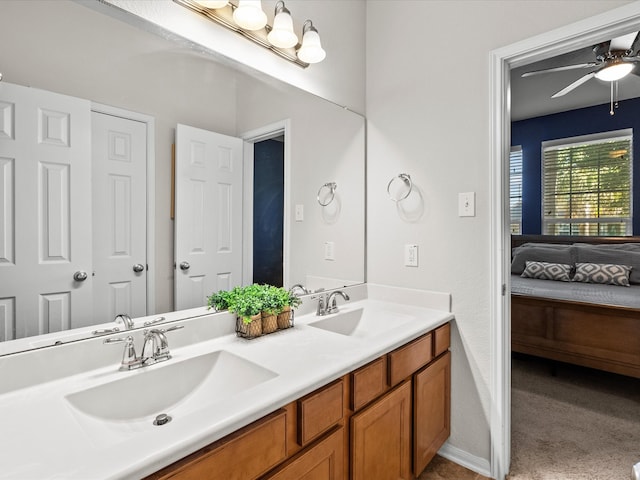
[65,351,277,422]
[308,307,415,338]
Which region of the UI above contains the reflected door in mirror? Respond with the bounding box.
[0,83,92,340]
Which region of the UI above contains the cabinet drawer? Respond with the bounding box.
[351,356,387,411]
[388,334,432,386]
[298,378,344,446]
[265,426,344,480]
[433,322,451,357]
[150,409,287,480]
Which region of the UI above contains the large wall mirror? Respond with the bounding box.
[0,0,365,355]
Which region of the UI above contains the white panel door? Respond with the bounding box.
[175,124,243,310]
[0,82,91,340]
[91,112,147,324]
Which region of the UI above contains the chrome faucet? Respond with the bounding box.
[289,284,309,295]
[115,314,134,330]
[141,329,170,365]
[327,290,350,314]
[104,325,183,371]
[314,290,350,316]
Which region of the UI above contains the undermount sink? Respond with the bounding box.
[65,350,277,422]
[308,307,415,338]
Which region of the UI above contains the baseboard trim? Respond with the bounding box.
[438,442,493,478]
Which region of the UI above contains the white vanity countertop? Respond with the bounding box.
[0,285,453,479]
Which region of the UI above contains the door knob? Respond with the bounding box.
[73,271,88,282]
[179,261,190,271]
[133,263,145,273]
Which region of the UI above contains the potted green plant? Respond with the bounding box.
[259,284,281,334]
[277,288,302,329]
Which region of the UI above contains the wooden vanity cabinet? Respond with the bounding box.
[148,322,451,480]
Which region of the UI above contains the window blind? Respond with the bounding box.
[510,146,523,234]
[542,132,632,236]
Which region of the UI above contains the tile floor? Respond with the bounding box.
[418,455,492,480]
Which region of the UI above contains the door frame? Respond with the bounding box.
[490,5,640,479]
[90,102,156,316]
[240,119,292,287]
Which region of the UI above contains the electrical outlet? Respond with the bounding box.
[324,241,335,261]
[404,244,418,267]
[295,204,304,221]
[458,192,476,217]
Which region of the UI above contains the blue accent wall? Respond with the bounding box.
[511,97,640,234]
[253,139,284,286]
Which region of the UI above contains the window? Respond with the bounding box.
[542,130,632,236]
[510,146,523,234]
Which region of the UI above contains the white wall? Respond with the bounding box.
[96,0,367,114]
[235,77,365,290]
[366,0,633,472]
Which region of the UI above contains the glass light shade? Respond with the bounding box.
[595,62,634,81]
[194,0,228,8]
[267,10,298,48]
[233,0,267,31]
[297,29,326,64]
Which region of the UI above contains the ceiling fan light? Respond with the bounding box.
[233,0,267,31]
[297,20,325,64]
[267,2,298,48]
[595,62,634,81]
[194,0,228,8]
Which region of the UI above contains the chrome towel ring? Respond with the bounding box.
[387,173,412,202]
[317,182,337,206]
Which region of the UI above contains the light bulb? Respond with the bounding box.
[595,62,634,81]
[194,0,228,8]
[297,21,326,64]
[267,3,298,49]
[233,0,267,31]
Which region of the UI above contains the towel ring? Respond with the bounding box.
[387,173,412,202]
[317,182,337,206]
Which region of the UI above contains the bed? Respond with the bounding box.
[510,235,640,378]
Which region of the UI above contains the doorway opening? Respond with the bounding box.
[252,137,285,286]
[490,6,640,479]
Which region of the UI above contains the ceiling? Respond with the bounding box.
[511,41,640,121]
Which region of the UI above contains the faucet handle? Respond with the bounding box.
[143,316,166,327]
[104,335,139,371]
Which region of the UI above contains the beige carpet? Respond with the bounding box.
[508,354,640,480]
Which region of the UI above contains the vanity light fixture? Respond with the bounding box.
[267,1,298,49]
[175,0,325,68]
[297,20,326,64]
[233,0,267,31]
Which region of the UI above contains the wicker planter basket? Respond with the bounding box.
[236,313,262,339]
[261,311,278,334]
[277,306,294,330]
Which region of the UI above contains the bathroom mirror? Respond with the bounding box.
[0,0,365,354]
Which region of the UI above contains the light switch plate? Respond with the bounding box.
[324,241,335,261]
[458,192,476,217]
[404,244,418,267]
[295,204,304,221]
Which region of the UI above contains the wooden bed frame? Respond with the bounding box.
[511,235,640,378]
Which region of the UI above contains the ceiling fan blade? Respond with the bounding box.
[521,63,597,77]
[629,32,640,55]
[551,71,597,98]
[609,32,638,51]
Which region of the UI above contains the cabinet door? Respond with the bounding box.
[413,351,451,476]
[351,380,412,480]
[266,427,344,480]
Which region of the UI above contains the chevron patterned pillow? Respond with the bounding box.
[573,263,632,287]
[521,261,572,282]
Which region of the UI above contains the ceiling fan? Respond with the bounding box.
[522,31,640,98]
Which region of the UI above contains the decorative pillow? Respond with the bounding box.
[511,244,576,275]
[575,244,640,285]
[521,261,572,282]
[572,263,632,286]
